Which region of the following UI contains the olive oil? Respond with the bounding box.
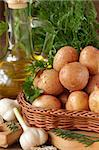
[0,3,33,98]
[0,51,29,98]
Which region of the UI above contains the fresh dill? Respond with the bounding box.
[31,0,99,55]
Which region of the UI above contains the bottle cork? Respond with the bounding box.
[6,0,28,9]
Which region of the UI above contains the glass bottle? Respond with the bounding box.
[0,2,33,98]
[0,1,8,61]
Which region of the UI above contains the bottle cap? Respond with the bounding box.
[6,0,28,9]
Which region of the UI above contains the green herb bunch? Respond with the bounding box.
[23,60,46,103]
[23,76,43,104]
[31,0,99,55]
[23,59,52,103]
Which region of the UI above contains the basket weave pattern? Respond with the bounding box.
[18,92,99,132]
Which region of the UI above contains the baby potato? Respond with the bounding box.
[89,87,99,113]
[59,62,89,91]
[86,74,99,94]
[66,91,89,111]
[53,46,78,72]
[33,70,43,87]
[79,46,99,75]
[32,95,61,109]
[35,69,64,95]
[58,90,69,108]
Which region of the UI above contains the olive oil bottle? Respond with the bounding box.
[0,2,33,98]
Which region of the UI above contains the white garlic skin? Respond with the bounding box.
[0,115,4,124]
[0,98,20,121]
[20,128,48,150]
[37,128,48,145]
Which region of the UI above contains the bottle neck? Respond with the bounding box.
[6,5,33,59]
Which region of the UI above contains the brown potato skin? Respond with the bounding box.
[96,50,99,73]
[79,46,98,75]
[58,90,69,108]
[32,95,61,109]
[33,70,43,87]
[36,69,64,95]
[53,46,78,72]
[66,91,89,111]
[89,89,99,113]
[59,62,89,91]
[86,74,99,94]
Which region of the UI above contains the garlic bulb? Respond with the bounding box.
[13,108,48,150]
[0,98,20,121]
[0,115,4,124]
[20,128,48,150]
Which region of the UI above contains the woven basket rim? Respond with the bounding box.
[17,91,99,119]
[17,91,99,132]
[18,92,71,116]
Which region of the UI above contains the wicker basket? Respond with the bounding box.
[17,92,99,132]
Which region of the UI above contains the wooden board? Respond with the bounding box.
[49,131,99,150]
[0,143,22,150]
[0,122,22,148]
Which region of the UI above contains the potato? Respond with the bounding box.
[89,88,99,113]
[35,69,64,95]
[66,91,89,111]
[86,74,99,94]
[79,46,99,75]
[33,70,43,87]
[32,95,61,109]
[58,90,69,108]
[53,46,78,72]
[59,62,89,91]
[96,50,99,72]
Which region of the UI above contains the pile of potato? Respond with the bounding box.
[32,46,99,113]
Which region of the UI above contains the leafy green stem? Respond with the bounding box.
[52,129,99,147]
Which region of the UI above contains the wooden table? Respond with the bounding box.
[0,143,22,150]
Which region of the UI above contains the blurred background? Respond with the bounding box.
[94,1,99,21]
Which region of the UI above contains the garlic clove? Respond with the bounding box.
[37,128,48,145]
[14,100,20,107]
[0,115,4,124]
[3,110,15,122]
